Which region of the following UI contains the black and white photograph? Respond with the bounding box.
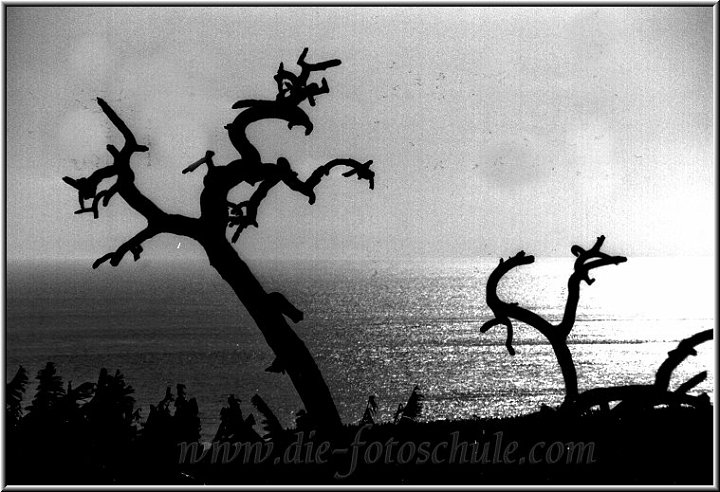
[3,5,716,485]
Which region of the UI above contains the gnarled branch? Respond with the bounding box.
[564,330,713,415]
[228,176,280,242]
[64,98,201,267]
[572,384,708,415]
[481,237,627,403]
[66,50,369,431]
[227,48,339,164]
[675,371,707,395]
[182,150,215,175]
[560,235,627,336]
[655,329,713,392]
[194,48,372,246]
[224,157,375,241]
[283,157,375,205]
[92,227,158,269]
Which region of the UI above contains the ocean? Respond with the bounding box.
[5,256,715,442]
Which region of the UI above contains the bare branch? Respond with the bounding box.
[96,97,144,150]
[92,227,158,269]
[480,237,627,403]
[558,237,627,336]
[655,329,713,391]
[228,177,281,242]
[571,384,707,415]
[483,251,554,340]
[675,371,707,395]
[297,47,342,74]
[479,317,515,356]
[569,235,628,286]
[223,157,374,241]
[210,49,370,248]
[66,99,201,269]
[106,144,120,159]
[182,150,215,174]
[299,158,375,204]
[270,47,342,107]
[225,104,314,165]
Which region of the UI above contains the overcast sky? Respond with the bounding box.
[5,6,716,263]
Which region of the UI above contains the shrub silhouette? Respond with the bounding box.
[27,362,66,420]
[394,385,425,424]
[251,393,284,440]
[213,394,261,443]
[4,359,712,485]
[6,365,29,431]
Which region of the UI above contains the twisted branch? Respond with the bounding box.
[565,329,713,415]
[560,235,628,336]
[92,227,158,269]
[64,50,369,430]
[655,329,713,392]
[224,157,375,242]
[572,385,708,415]
[63,98,200,267]
[481,236,627,403]
[195,48,373,245]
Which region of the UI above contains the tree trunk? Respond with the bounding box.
[551,338,578,404]
[201,236,342,430]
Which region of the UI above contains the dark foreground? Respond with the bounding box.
[6,404,713,485]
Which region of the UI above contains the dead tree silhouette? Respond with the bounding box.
[480,235,627,405]
[63,48,375,431]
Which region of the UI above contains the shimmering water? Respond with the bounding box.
[5,256,715,441]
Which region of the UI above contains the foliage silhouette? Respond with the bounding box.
[360,394,378,425]
[393,385,425,424]
[251,393,284,440]
[62,48,375,431]
[6,365,29,431]
[27,362,66,420]
[213,394,261,443]
[5,359,713,485]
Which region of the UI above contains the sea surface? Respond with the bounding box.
[5,256,716,442]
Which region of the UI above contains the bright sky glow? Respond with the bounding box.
[5,7,716,262]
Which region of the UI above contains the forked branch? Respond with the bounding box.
[92,227,158,269]
[63,98,200,268]
[225,157,375,241]
[481,236,627,403]
[571,329,713,415]
[198,48,373,244]
[655,329,713,392]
